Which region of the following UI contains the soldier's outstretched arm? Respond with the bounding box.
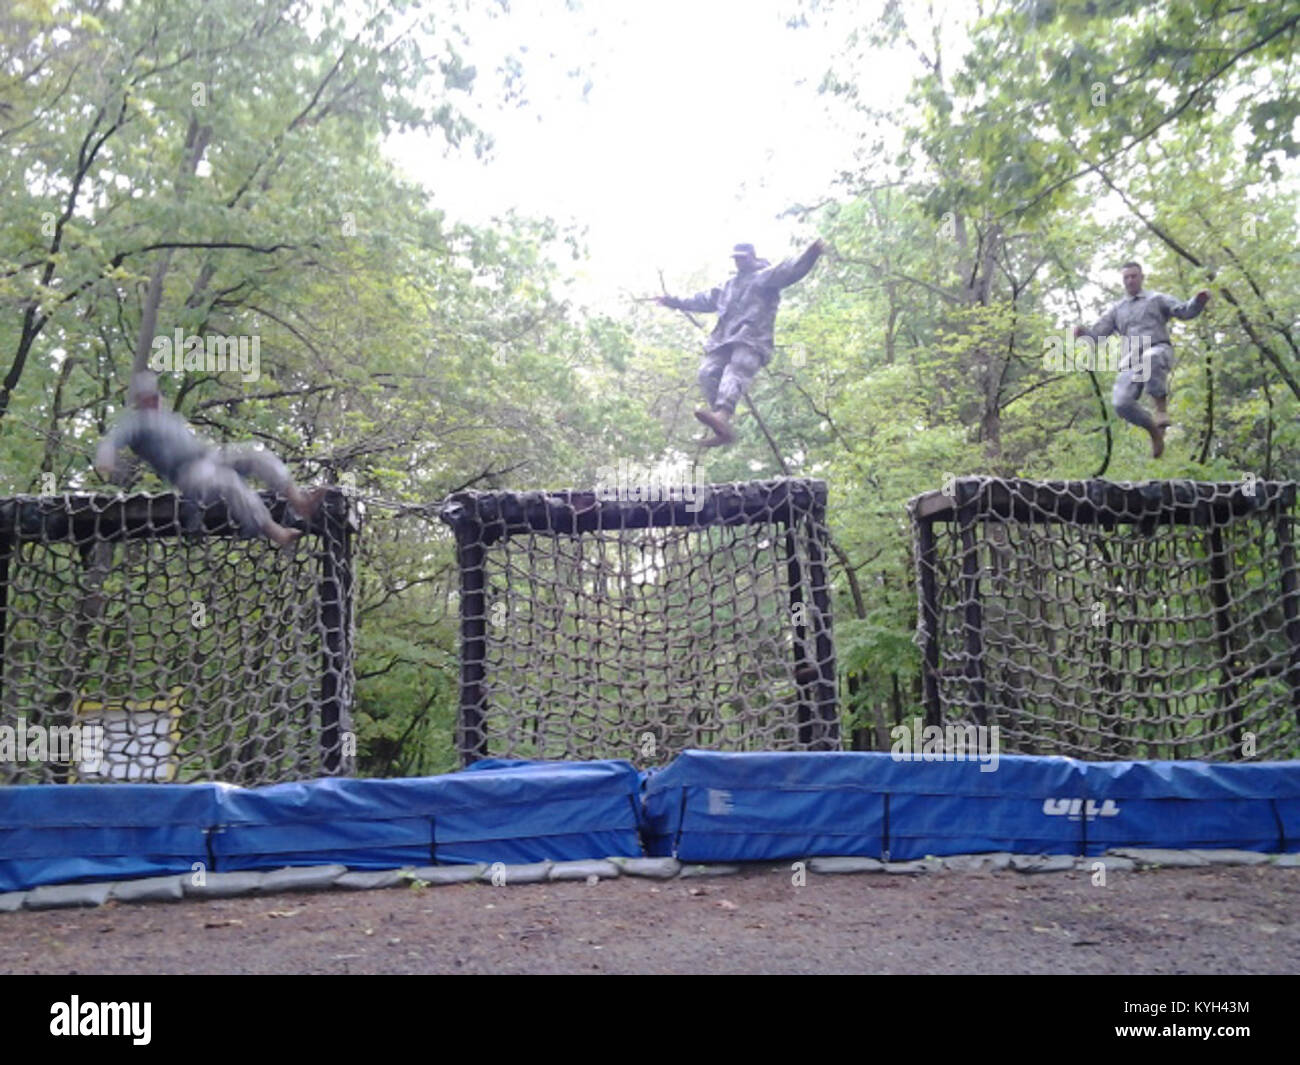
[1077,303,1118,340]
[657,287,721,313]
[758,238,825,289]
[1166,290,1211,319]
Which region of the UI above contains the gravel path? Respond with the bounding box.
[4,863,1296,975]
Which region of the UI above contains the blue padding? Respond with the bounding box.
[1280,801,1300,850]
[675,785,884,862]
[212,760,643,870]
[644,751,1082,860]
[0,784,219,891]
[1079,760,1300,854]
[643,751,898,860]
[211,778,442,870]
[0,761,643,889]
[887,755,1085,859]
[3,753,1297,892]
[641,750,1300,861]
[429,760,642,864]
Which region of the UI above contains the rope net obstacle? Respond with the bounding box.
[439,479,838,766]
[909,478,1300,761]
[6,474,1295,788]
[0,490,357,786]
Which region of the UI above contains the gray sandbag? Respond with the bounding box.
[25,881,114,909]
[548,860,621,881]
[883,859,935,875]
[183,871,268,898]
[943,853,1013,872]
[1081,855,1136,872]
[478,861,552,885]
[1186,849,1271,866]
[405,865,485,885]
[1106,848,1210,868]
[110,876,186,903]
[677,863,741,878]
[336,869,413,891]
[1010,854,1077,873]
[0,891,28,912]
[808,856,885,874]
[609,857,681,879]
[258,865,348,894]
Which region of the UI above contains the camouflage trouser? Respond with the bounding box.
[1112,343,1173,432]
[698,343,765,415]
[175,444,293,536]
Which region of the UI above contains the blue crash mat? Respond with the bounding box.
[210,759,643,870]
[0,782,220,892]
[641,750,1300,861]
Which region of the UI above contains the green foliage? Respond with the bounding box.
[3,0,1297,768]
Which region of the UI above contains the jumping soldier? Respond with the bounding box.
[1075,261,1210,458]
[95,370,326,546]
[658,238,824,446]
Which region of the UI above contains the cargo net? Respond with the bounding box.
[909,478,1300,761]
[439,479,838,765]
[0,491,357,786]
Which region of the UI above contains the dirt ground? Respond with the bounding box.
[3,863,1296,975]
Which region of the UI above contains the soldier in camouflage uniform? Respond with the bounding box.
[658,238,824,446]
[95,371,326,546]
[1075,261,1210,459]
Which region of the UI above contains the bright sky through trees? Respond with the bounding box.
[387,0,891,305]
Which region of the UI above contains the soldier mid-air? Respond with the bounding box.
[657,238,824,447]
[95,371,326,546]
[1075,261,1209,458]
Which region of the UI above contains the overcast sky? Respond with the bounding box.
[387,0,914,307]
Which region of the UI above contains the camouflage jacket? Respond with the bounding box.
[1082,289,1206,349]
[97,408,211,484]
[664,243,822,359]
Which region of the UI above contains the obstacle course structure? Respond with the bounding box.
[0,490,358,786]
[439,478,838,766]
[909,477,1300,761]
[6,475,1300,905]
